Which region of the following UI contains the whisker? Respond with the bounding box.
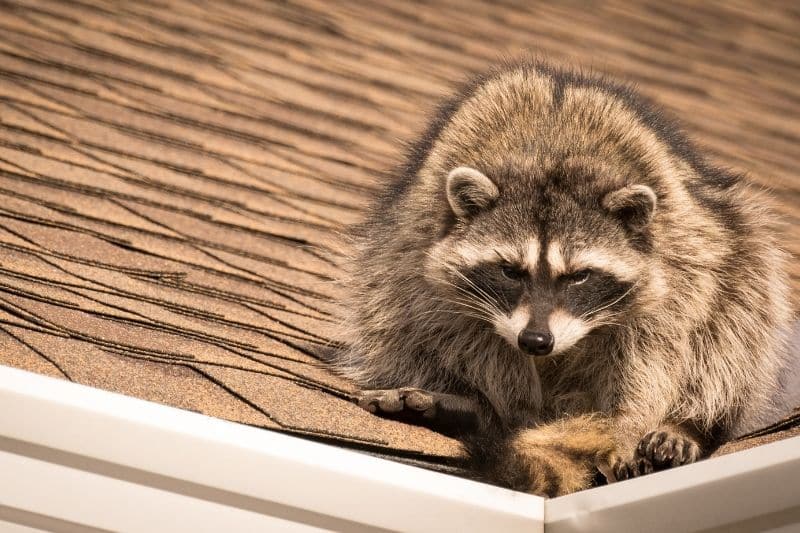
[422,251,509,322]
[582,282,639,319]
[431,275,502,317]
[425,294,498,321]
[445,267,504,315]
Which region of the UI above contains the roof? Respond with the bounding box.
[0,0,798,479]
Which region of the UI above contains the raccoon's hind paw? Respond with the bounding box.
[635,429,701,470]
[356,388,436,418]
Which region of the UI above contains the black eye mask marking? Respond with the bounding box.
[563,268,592,286]
[563,272,633,318]
[460,263,524,313]
[500,263,526,281]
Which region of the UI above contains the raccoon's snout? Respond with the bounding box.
[518,329,554,356]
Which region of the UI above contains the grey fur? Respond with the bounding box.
[330,59,794,487]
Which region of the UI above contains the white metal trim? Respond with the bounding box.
[2,364,799,532]
[545,435,800,532]
[0,365,543,532]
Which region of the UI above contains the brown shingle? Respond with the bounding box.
[0,0,797,477]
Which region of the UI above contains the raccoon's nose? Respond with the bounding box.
[518,330,554,356]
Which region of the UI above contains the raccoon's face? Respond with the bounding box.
[425,163,659,356]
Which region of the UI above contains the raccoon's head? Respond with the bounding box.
[425,162,663,356]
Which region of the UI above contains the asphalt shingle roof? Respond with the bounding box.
[0,0,798,478]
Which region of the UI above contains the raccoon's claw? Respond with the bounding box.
[636,430,701,469]
[357,388,437,418]
[609,428,701,482]
[610,456,653,481]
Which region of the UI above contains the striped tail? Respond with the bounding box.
[464,415,618,497]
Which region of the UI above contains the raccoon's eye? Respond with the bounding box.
[500,264,525,281]
[566,269,592,285]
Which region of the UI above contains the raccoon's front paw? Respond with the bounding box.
[635,429,701,470]
[357,388,436,419]
[610,455,654,481]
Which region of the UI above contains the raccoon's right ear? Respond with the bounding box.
[446,166,499,219]
[602,184,657,231]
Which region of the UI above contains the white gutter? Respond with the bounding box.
[0,365,543,532]
[1,364,798,532]
[547,436,800,532]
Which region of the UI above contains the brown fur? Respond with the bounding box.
[496,416,616,497]
[331,60,793,496]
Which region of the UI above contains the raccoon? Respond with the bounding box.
[331,60,793,497]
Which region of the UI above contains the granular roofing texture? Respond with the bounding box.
[0,0,798,475]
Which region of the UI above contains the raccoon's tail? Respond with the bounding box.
[463,415,618,498]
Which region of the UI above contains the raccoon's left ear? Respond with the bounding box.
[602,184,657,230]
[446,166,499,219]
